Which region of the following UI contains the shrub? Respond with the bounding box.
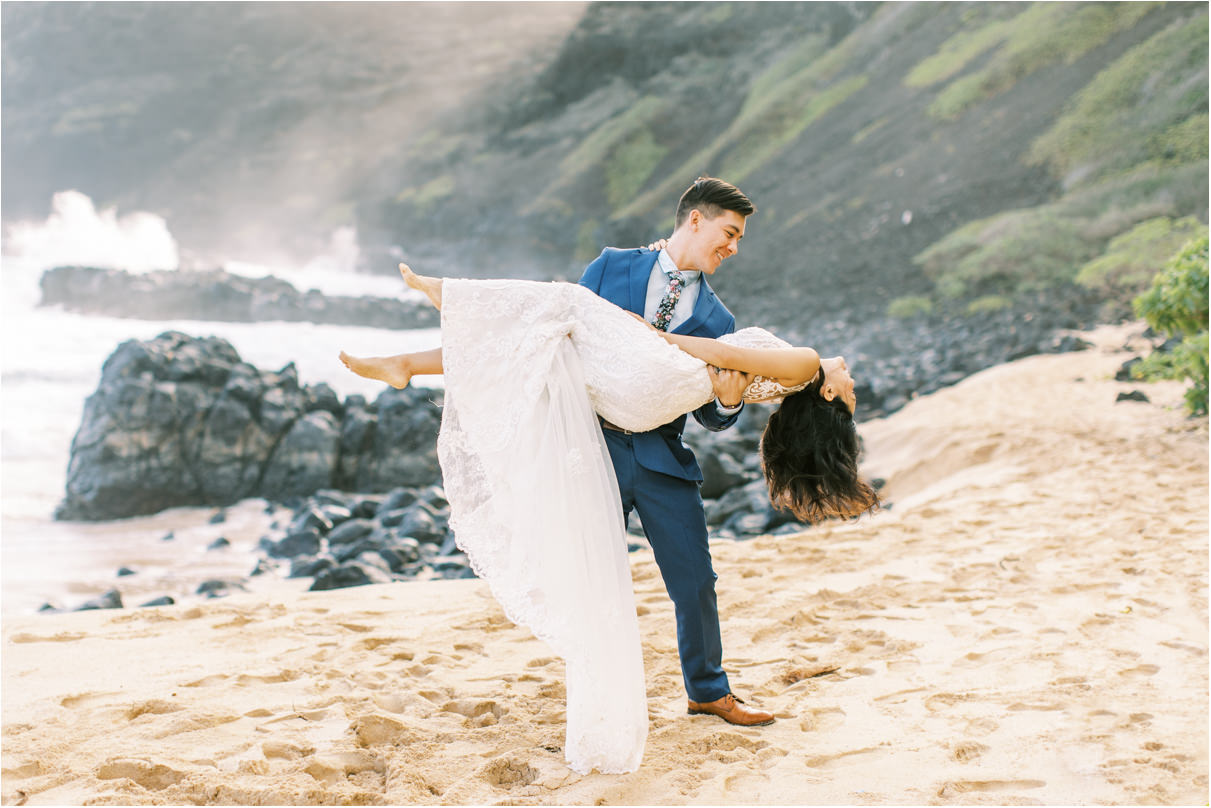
[1077,216,1207,298]
[965,295,1012,315]
[914,207,1098,298]
[887,295,934,319]
[1132,235,1209,414]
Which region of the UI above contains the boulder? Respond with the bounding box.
[57,332,444,520]
[698,450,753,500]
[76,589,124,611]
[39,266,440,330]
[310,563,391,591]
[327,518,376,546]
[266,526,322,559]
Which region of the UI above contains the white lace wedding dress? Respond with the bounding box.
[435,278,802,774]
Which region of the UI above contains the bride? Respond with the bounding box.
[340,264,877,774]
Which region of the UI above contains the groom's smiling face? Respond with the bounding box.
[685,209,746,274]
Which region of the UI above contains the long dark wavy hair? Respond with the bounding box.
[760,376,880,523]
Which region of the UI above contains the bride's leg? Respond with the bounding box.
[338,347,443,389]
[400,263,444,310]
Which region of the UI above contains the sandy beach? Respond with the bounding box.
[2,323,1206,806]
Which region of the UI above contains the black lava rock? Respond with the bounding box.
[310,563,391,591]
[77,589,124,610]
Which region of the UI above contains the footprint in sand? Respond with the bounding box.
[9,631,86,643]
[964,717,999,736]
[355,636,407,652]
[955,646,1016,667]
[802,706,846,732]
[536,681,566,700]
[182,673,229,688]
[481,757,538,789]
[237,670,301,685]
[96,758,187,790]
[675,731,766,757]
[350,714,414,747]
[1118,663,1160,678]
[950,741,989,762]
[59,691,118,709]
[936,779,1046,797]
[262,740,316,760]
[124,699,183,720]
[440,699,505,727]
[804,746,887,769]
[302,750,385,786]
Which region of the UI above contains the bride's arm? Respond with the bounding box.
[659,331,820,386]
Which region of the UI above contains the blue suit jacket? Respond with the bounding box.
[579,247,742,481]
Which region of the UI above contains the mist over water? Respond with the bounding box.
[1,193,441,615]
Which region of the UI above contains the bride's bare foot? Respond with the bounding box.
[339,351,413,389]
[399,263,444,309]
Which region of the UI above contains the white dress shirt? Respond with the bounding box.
[644,250,742,415]
[642,249,702,330]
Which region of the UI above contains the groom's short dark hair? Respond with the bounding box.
[674,176,755,228]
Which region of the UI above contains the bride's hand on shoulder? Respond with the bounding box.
[645,237,670,251]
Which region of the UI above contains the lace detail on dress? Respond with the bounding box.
[437,279,650,775]
[718,327,812,403]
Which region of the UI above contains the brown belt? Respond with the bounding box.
[599,418,634,435]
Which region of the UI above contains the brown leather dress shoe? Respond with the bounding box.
[687,693,775,726]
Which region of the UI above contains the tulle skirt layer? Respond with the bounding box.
[435,278,647,774]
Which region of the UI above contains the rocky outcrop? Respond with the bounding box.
[39,266,438,330]
[56,331,441,520]
[58,305,1097,526]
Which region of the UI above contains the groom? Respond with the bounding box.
[578,177,774,727]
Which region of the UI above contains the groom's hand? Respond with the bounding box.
[710,366,750,408]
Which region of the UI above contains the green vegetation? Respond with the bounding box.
[1028,14,1209,185]
[887,295,934,319]
[613,19,864,219]
[913,157,1207,305]
[721,75,868,181]
[1132,236,1209,414]
[1076,216,1207,295]
[394,174,455,214]
[915,206,1099,298]
[850,117,888,145]
[904,12,1014,88]
[965,295,1013,315]
[524,95,669,218]
[928,2,1157,120]
[574,218,601,264]
[700,2,734,25]
[605,129,669,211]
[557,96,667,184]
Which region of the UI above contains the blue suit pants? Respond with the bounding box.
[604,430,731,703]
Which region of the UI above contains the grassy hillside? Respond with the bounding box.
[4,2,1205,332]
[373,1,1206,332]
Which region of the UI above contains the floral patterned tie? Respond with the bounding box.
[652,270,686,331]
